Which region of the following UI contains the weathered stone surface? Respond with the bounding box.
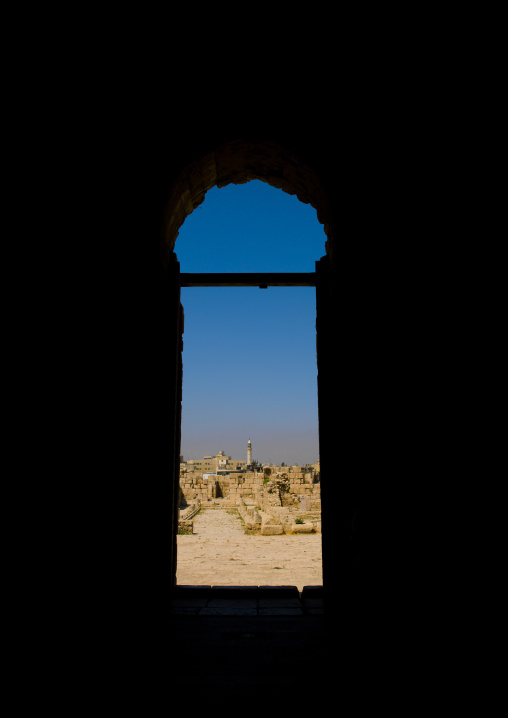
[292,523,315,533]
[177,508,322,589]
[299,496,312,511]
[244,522,261,534]
[180,463,321,534]
[261,524,284,535]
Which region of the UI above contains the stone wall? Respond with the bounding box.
[180,468,320,504]
[178,499,201,534]
[236,498,262,534]
[180,472,266,505]
[180,468,321,535]
[234,487,321,536]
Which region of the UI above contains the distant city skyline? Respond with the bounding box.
[180,433,319,468]
[175,181,326,465]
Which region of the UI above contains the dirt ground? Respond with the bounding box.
[176,507,323,590]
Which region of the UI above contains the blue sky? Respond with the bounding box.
[175,180,327,465]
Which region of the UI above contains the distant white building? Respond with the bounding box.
[181,449,247,475]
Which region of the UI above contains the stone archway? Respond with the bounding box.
[161,138,336,271]
[161,137,341,597]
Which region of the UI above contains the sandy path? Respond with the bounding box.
[176,508,323,590]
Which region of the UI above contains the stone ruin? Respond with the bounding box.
[178,467,321,535]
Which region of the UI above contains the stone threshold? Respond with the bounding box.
[171,585,324,616]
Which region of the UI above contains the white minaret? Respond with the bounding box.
[247,438,252,465]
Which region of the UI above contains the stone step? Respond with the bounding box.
[171,585,324,615]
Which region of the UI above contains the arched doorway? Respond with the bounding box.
[161,139,342,601]
[175,180,325,587]
[161,139,336,271]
